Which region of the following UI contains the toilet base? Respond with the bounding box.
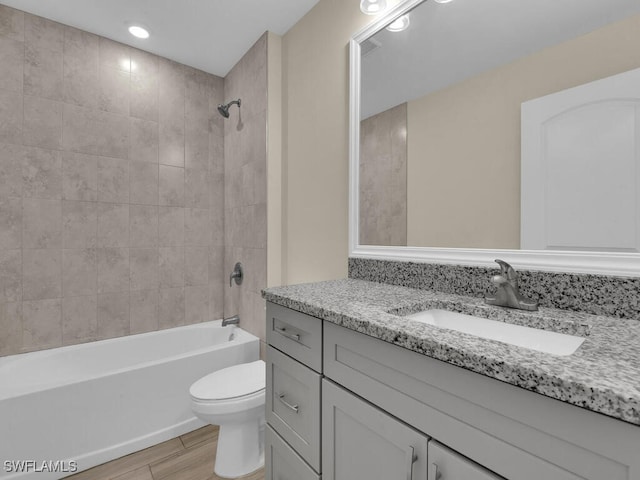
[214,419,265,478]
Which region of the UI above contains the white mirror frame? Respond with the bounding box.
[349,0,640,277]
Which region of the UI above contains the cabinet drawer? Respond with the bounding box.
[267,302,322,372]
[267,345,321,471]
[428,441,503,480]
[265,426,320,480]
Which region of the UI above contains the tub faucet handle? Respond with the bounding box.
[230,262,243,287]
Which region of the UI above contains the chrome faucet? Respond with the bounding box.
[485,259,538,311]
[222,315,240,327]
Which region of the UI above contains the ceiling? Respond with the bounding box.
[0,0,321,77]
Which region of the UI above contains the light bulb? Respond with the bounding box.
[128,25,149,39]
[386,15,410,32]
[360,0,388,15]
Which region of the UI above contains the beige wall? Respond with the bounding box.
[0,5,226,356]
[280,0,399,284]
[407,13,640,249]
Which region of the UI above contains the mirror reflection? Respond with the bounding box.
[359,0,640,250]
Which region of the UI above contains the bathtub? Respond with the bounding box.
[0,321,260,479]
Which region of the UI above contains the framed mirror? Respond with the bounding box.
[349,0,640,276]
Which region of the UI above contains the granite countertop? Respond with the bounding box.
[262,278,640,426]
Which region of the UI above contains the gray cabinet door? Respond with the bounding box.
[428,441,504,480]
[322,379,429,480]
[265,426,320,480]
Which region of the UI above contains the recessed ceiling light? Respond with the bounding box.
[128,25,149,39]
[386,15,410,32]
[360,0,388,15]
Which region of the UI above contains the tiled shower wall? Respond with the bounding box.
[0,5,226,356]
[359,102,407,246]
[223,34,268,348]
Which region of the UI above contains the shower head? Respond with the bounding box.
[217,99,241,118]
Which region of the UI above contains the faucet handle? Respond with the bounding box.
[494,259,517,284]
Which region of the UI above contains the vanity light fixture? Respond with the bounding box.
[386,14,410,32]
[128,24,149,39]
[434,0,454,3]
[360,0,388,15]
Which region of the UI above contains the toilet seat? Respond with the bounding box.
[190,360,265,402]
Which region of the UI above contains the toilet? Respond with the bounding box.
[189,360,266,478]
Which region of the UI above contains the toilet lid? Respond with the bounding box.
[190,360,265,401]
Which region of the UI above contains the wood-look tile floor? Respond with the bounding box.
[67,426,264,480]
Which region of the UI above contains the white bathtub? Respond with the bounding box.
[0,321,260,479]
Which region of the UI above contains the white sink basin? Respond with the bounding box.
[405,309,585,356]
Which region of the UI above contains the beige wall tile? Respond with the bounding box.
[0,5,24,42]
[24,14,63,51]
[131,71,158,122]
[24,42,63,101]
[159,246,184,288]
[62,200,97,248]
[99,66,130,115]
[130,289,158,334]
[62,295,97,345]
[0,89,22,144]
[63,104,129,158]
[97,247,129,293]
[158,287,184,329]
[0,249,21,302]
[23,248,61,300]
[98,157,129,203]
[23,197,61,249]
[62,153,98,201]
[0,8,229,355]
[0,143,23,197]
[97,202,129,247]
[184,208,209,246]
[97,292,130,339]
[99,37,130,71]
[130,117,159,163]
[184,168,209,209]
[130,161,158,205]
[130,205,158,247]
[22,298,61,350]
[185,246,208,286]
[0,36,24,93]
[23,95,63,149]
[22,147,62,199]
[62,248,97,297]
[159,165,184,206]
[63,27,99,109]
[158,206,184,246]
[0,197,22,249]
[130,247,158,291]
[185,285,208,324]
[0,302,22,356]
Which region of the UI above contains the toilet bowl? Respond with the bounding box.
[189,359,266,478]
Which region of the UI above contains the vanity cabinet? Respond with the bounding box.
[265,301,640,480]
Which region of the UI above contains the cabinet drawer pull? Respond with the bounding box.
[405,446,417,480]
[429,462,441,480]
[277,393,299,413]
[274,326,301,342]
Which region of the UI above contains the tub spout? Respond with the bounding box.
[222,315,240,327]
